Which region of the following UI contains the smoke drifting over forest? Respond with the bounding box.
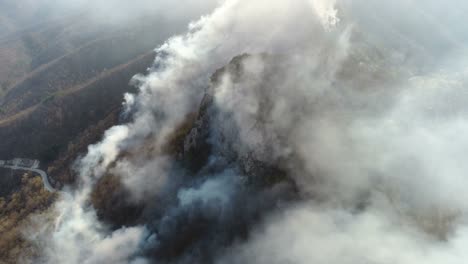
[20,0,468,263]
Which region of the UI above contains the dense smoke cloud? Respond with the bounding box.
[24,0,468,263]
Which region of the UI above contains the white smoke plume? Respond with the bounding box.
[26,0,468,263]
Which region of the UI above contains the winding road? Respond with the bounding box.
[0,159,55,192]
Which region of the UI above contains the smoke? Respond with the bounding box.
[24,0,468,263]
[0,0,220,39]
[55,0,221,26]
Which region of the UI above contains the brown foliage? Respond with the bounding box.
[0,174,56,263]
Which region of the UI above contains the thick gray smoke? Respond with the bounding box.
[25,0,468,263]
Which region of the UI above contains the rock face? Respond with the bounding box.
[90,54,299,263]
[182,93,213,173]
[182,54,295,187]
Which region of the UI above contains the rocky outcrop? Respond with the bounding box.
[91,54,298,234]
